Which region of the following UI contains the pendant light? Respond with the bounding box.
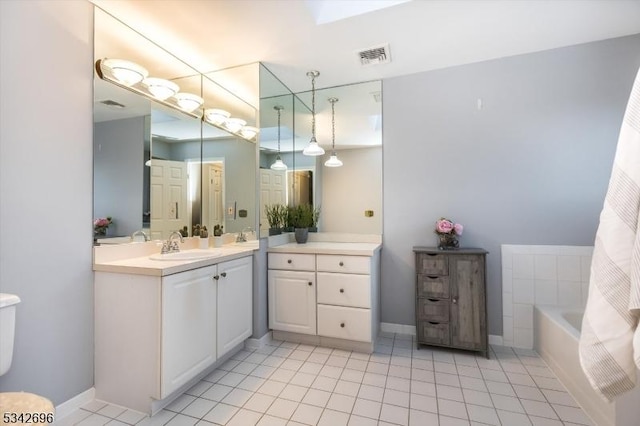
[324,97,343,167]
[271,105,287,170]
[302,70,325,156]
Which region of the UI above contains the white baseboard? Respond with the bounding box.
[489,335,504,346]
[245,331,272,350]
[380,322,416,336]
[55,387,95,420]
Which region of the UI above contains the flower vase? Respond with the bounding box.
[95,228,107,238]
[438,234,459,250]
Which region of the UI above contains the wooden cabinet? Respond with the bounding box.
[217,256,253,358]
[413,247,488,357]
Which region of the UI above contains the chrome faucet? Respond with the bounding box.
[130,230,150,242]
[161,231,184,254]
[236,227,254,243]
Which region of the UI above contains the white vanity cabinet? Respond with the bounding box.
[267,243,381,352]
[95,254,253,415]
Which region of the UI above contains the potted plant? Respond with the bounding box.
[292,204,314,244]
[283,206,296,233]
[309,205,321,232]
[213,224,224,247]
[265,204,282,236]
[435,217,463,250]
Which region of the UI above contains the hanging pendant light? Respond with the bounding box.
[302,70,325,156]
[271,105,287,171]
[324,97,343,168]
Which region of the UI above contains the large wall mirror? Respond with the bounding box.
[93,8,258,242]
[258,72,383,236]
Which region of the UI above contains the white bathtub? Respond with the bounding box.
[534,305,640,426]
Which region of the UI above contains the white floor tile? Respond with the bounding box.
[333,379,360,397]
[96,404,126,419]
[136,410,176,426]
[466,404,500,425]
[244,392,276,413]
[310,375,338,392]
[202,403,239,424]
[497,409,533,425]
[437,384,464,402]
[382,389,410,407]
[520,399,559,419]
[226,408,262,426]
[491,393,525,413]
[318,409,349,426]
[358,384,384,402]
[115,409,146,424]
[77,413,114,426]
[258,380,287,397]
[552,404,593,424]
[256,414,287,426]
[379,403,409,426]
[55,410,93,426]
[409,409,438,426]
[438,398,468,420]
[279,384,308,402]
[326,393,356,413]
[438,415,471,425]
[301,389,331,408]
[182,398,217,418]
[347,414,378,426]
[462,388,493,407]
[164,414,197,426]
[409,393,437,413]
[351,398,382,420]
[385,376,411,392]
[290,403,323,425]
[265,398,298,420]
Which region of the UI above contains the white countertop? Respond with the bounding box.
[267,241,381,256]
[94,240,259,277]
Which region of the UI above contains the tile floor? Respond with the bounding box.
[56,333,594,426]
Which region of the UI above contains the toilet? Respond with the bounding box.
[0,294,55,424]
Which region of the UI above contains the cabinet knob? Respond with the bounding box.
[212,275,220,280]
[339,261,344,266]
[308,282,313,286]
[339,288,344,293]
[452,297,458,304]
[220,272,227,278]
[287,259,292,264]
[340,322,345,328]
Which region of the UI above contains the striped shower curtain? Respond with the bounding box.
[579,66,640,401]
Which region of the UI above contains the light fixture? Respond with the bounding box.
[142,77,179,101]
[174,92,203,113]
[204,108,230,126]
[271,105,287,171]
[302,70,325,156]
[225,117,246,133]
[324,97,343,167]
[240,126,259,140]
[101,58,148,86]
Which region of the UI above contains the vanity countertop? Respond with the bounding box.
[267,241,380,256]
[94,241,258,277]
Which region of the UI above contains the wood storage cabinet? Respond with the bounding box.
[413,247,489,358]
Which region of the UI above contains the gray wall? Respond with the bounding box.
[94,117,145,237]
[383,34,640,334]
[0,0,94,404]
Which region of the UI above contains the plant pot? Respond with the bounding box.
[437,234,459,250]
[283,226,294,233]
[213,236,223,247]
[308,226,318,233]
[294,228,309,244]
[269,227,282,236]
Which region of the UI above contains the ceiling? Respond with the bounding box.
[92,0,640,93]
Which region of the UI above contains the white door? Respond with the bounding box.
[150,159,188,240]
[260,169,286,232]
[217,256,253,358]
[161,265,217,398]
[268,269,316,335]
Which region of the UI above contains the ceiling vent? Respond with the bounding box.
[357,44,391,66]
[99,99,125,109]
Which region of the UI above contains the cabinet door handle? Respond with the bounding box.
[339,261,344,266]
[428,321,440,325]
[340,322,345,328]
[428,298,439,302]
[427,275,438,279]
[308,281,313,286]
[452,297,458,304]
[220,272,227,278]
[287,259,292,264]
[339,288,344,293]
[212,275,220,280]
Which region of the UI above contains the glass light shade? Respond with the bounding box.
[303,137,325,156]
[324,152,343,167]
[143,77,179,100]
[240,126,259,140]
[270,155,288,171]
[225,118,247,133]
[174,92,204,112]
[102,59,148,86]
[204,108,231,125]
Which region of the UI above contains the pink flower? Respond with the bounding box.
[436,219,454,234]
[454,223,464,236]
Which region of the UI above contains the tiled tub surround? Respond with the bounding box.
[501,245,593,349]
[57,333,594,426]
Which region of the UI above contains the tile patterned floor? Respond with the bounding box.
[56,333,594,426]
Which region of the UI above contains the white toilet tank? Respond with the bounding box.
[0,293,20,376]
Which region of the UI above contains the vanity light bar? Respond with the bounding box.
[96,58,258,142]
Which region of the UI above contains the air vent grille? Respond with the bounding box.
[357,44,390,66]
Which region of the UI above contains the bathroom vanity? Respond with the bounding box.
[267,237,381,353]
[93,240,256,415]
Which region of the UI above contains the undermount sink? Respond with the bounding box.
[149,249,223,261]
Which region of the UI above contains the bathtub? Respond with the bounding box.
[534,305,640,426]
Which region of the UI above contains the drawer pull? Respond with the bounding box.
[339,288,344,293]
[428,321,440,325]
[212,275,220,281]
[287,259,292,264]
[426,253,437,257]
[340,322,345,328]
[427,275,439,279]
[339,261,344,266]
[428,298,439,302]
[452,297,458,304]
[220,272,227,278]
[308,282,313,286]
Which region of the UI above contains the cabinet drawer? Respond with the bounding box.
[317,272,371,308]
[416,253,448,275]
[417,275,450,299]
[317,255,370,274]
[416,298,450,322]
[269,253,315,271]
[417,321,450,346]
[317,304,371,342]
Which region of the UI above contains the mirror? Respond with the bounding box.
[93,8,258,242]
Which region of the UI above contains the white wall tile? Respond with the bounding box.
[557,256,581,282]
[513,255,534,279]
[513,279,534,304]
[513,304,533,329]
[502,274,513,295]
[514,328,533,349]
[534,255,557,280]
[557,281,582,306]
[502,295,513,317]
[580,256,592,282]
[534,280,558,305]
[503,318,513,345]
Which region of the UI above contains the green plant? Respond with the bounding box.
[291,204,314,228]
[311,205,321,227]
[213,224,223,236]
[265,204,280,229]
